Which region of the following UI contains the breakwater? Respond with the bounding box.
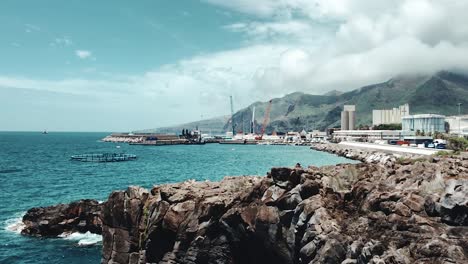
[311,142,426,164]
[20,151,468,263]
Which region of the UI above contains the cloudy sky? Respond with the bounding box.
[1,0,468,131]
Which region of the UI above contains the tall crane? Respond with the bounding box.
[256,100,272,140]
[251,106,256,134]
[230,96,236,135]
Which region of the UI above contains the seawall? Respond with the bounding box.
[310,142,427,164]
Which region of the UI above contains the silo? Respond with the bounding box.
[341,111,349,130]
[348,111,356,130]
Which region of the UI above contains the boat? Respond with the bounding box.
[42,130,48,134]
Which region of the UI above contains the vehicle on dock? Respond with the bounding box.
[70,153,137,162]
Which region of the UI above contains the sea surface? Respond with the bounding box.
[0,132,357,264]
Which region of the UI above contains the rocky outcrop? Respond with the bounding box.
[20,153,468,263]
[99,156,468,264]
[21,199,102,237]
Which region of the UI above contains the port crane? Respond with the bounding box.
[255,99,272,140]
[230,95,236,135]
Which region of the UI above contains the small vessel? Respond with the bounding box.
[70,153,137,162]
[42,130,48,134]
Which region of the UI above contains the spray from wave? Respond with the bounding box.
[4,213,101,246]
[4,212,26,234]
[59,231,102,246]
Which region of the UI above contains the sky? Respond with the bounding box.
[1,0,468,132]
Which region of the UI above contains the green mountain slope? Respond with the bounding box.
[145,71,468,134]
[135,116,229,134]
[227,71,468,133]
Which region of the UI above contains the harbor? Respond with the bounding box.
[101,100,467,156]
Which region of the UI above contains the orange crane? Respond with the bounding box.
[255,99,272,140]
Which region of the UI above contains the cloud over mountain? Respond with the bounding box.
[2,0,468,131]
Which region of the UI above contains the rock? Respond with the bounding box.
[300,240,318,262]
[262,185,286,204]
[269,167,293,182]
[21,155,468,264]
[276,185,302,210]
[424,194,440,217]
[299,180,321,199]
[402,193,425,212]
[21,199,101,237]
[439,179,468,226]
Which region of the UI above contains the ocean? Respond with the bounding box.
[0,132,356,263]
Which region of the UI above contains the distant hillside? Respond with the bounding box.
[143,71,468,134]
[135,116,228,134]
[226,71,468,133]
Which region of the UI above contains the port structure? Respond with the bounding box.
[256,100,273,140]
[230,95,236,135]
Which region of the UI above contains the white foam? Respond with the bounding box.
[60,231,102,246]
[4,212,26,234]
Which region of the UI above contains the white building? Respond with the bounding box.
[372,104,409,126]
[334,130,414,142]
[341,105,356,130]
[445,115,468,136]
[402,114,446,134]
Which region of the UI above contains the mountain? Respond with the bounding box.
[323,90,343,96]
[135,116,229,134]
[226,71,468,133]
[145,71,468,134]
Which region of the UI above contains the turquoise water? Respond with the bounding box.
[0,132,356,263]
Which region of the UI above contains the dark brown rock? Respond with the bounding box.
[21,153,468,264]
[21,199,101,237]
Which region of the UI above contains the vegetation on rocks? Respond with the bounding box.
[448,137,468,152]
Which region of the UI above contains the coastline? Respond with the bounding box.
[310,142,425,164]
[17,145,468,263]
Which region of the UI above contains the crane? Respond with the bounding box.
[255,100,272,140]
[230,96,236,135]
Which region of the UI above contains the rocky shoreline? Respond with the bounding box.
[310,143,426,164]
[20,147,468,263]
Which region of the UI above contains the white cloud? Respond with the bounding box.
[3,0,468,130]
[75,50,92,59]
[54,37,73,46]
[24,23,41,33]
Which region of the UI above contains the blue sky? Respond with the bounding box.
[0,0,244,79]
[1,0,467,131]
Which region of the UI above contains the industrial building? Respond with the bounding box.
[402,114,446,134]
[333,130,414,142]
[372,104,409,126]
[445,115,468,136]
[341,105,356,130]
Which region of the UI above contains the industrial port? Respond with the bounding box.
[103,97,467,154]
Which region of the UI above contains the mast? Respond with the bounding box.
[251,106,255,134]
[230,96,236,135]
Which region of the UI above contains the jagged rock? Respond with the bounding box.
[21,199,101,237]
[439,179,468,226]
[21,150,468,264]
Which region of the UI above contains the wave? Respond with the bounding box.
[4,214,101,246]
[0,168,22,174]
[59,231,102,246]
[4,212,26,234]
